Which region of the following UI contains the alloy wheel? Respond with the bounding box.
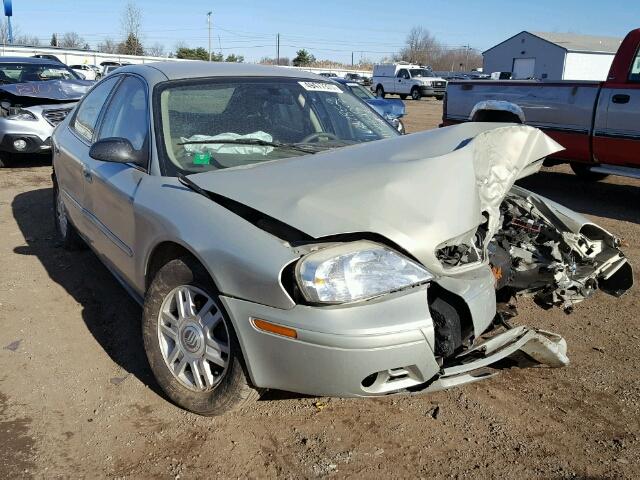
[157,285,230,391]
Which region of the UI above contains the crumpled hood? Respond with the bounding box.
[189,123,563,274]
[366,98,405,118]
[0,79,93,101]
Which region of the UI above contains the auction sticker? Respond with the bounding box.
[298,81,343,93]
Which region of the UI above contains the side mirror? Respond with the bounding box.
[89,137,146,166]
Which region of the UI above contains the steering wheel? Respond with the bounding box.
[300,132,339,143]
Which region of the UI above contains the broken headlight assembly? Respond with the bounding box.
[6,108,37,121]
[435,224,488,269]
[295,241,433,304]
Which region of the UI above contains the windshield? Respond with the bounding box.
[347,83,375,100]
[409,69,434,78]
[0,63,80,83]
[157,78,399,175]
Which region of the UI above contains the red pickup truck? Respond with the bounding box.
[443,28,640,181]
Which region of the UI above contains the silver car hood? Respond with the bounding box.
[190,123,563,273]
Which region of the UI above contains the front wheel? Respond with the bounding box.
[411,87,421,100]
[435,95,444,101]
[142,257,260,415]
[570,163,609,181]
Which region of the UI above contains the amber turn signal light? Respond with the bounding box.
[252,318,298,339]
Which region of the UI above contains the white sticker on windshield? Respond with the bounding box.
[298,81,343,93]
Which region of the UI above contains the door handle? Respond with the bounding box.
[612,94,630,104]
[82,168,93,183]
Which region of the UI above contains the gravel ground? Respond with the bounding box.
[1,99,639,479]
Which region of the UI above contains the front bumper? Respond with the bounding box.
[221,277,568,397]
[419,86,446,97]
[0,133,51,153]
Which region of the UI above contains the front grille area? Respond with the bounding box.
[43,108,72,126]
[434,81,446,88]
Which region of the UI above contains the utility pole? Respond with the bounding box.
[464,44,470,72]
[207,11,212,61]
[351,51,354,67]
[276,33,280,65]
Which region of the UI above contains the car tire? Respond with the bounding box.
[436,95,444,101]
[142,256,260,416]
[0,154,12,168]
[376,85,385,98]
[411,87,421,100]
[399,94,407,100]
[53,181,86,250]
[570,163,609,181]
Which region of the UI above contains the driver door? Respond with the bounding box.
[396,69,410,95]
[82,75,150,286]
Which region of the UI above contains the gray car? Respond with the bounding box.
[0,57,93,167]
[51,62,632,415]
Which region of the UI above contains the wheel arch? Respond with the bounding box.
[144,240,219,294]
[470,100,525,123]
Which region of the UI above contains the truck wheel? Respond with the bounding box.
[399,94,407,100]
[53,181,86,250]
[376,85,385,98]
[436,95,444,101]
[570,163,609,181]
[411,87,421,100]
[142,256,260,415]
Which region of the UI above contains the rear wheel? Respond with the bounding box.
[411,87,421,100]
[570,163,609,181]
[376,85,385,98]
[142,257,260,415]
[53,181,85,250]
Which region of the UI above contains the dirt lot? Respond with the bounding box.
[1,99,639,479]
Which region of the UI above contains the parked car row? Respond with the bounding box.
[49,62,631,416]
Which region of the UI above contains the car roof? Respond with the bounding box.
[116,61,327,82]
[0,56,64,64]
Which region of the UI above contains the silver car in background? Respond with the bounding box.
[51,62,632,415]
[0,57,93,167]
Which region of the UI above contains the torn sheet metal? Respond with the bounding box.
[490,187,633,310]
[421,325,569,393]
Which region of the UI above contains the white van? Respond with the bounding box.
[371,63,447,100]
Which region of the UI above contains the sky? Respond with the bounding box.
[5,0,640,63]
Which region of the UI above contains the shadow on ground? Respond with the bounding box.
[11,187,162,397]
[10,187,305,404]
[518,169,640,225]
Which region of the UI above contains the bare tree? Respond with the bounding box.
[121,1,143,55]
[0,19,20,44]
[60,32,85,49]
[15,34,40,46]
[397,26,441,66]
[97,38,119,54]
[146,42,165,57]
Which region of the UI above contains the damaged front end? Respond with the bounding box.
[489,186,633,312]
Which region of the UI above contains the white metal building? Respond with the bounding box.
[483,31,623,81]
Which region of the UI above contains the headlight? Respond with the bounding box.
[7,109,37,121]
[296,241,432,304]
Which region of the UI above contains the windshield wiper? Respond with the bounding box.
[177,138,319,154]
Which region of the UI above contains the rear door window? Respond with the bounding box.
[71,76,120,141]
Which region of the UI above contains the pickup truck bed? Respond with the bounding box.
[442,28,640,179]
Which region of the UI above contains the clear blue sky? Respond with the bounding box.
[6,0,640,62]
